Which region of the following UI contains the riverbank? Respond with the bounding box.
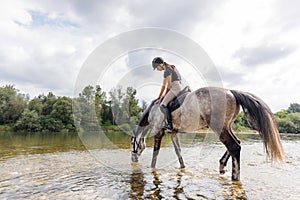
[0,125,12,132]
[0,124,123,133]
[2,124,298,135]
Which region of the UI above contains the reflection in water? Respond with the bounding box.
[173,170,184,199]
[128,164,248,199]
[0,132,85,160]
[129,165,146,199]
[151,170,163,199]
[173,170,198,200]
[129,167,187,199]
[218,177,248,199]
[129,168,204,200]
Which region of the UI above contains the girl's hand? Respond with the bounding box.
[157,96,163,101]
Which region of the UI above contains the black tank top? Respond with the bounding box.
[164,66,181,82]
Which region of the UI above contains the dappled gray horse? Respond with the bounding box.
[131,87,284,181]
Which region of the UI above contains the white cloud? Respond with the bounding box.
[0,0,299,111]
[189,0,300,111]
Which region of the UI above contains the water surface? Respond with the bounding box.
[0,132,299,199]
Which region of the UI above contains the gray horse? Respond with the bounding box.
[131,87,284,181]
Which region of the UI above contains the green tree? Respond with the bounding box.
[80,85,94,104]
[109,86,124,125]
[276,111,300,133]
[41,92,57,116]
[287,113,300,133]
[123,87,142,125]
[41,115,64,132]
[28,98,43,115]
[288,103,300,113]
[50,96,75,132]
[126,87,142,119]
[101,100,113,125]
[73,85,98,131]
[275,109,289,119]
[232,112,253,131]
[14,109,42,132]
[95,85,107,125]
[277,117,297,133]
[0,85,26,124]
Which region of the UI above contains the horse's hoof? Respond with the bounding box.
[231,176,240,181]
[220,170,226,175]
[131,152,139,162]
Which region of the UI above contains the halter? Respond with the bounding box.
[131,136,141,153]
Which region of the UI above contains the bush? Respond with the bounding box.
[101,125,120,131]
[14,109,42,132]
[119,123,131,133]
[276,113,300,133]
[0,124,12,131]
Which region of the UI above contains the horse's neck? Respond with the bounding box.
[148,103,165,131]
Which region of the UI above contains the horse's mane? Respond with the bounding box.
[137,99,158,127]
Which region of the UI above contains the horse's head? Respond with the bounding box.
[131,99,158,162]
[131,125,150,162]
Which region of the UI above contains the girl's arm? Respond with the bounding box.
[165,75,172,94]
[157,77,167,99]
[157,75,172,99]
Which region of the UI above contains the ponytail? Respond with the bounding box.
[164,62,176,70]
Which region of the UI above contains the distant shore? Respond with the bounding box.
[2,124,298,134]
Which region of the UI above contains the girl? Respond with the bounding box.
[152,57,182,132]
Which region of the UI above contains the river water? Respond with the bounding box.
[0,132,299,199]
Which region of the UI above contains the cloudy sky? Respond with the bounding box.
[1,0,299,112]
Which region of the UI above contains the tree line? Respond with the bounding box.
[0,84,145,132]
[0,84,299,133]
[275,103,300,133]
[231,103,300,133]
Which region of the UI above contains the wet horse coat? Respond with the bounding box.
[131,87,284,181]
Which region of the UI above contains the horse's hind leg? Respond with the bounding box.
[219,135,241,174]
[171,132,185,169]
[151,130,165,168]
[219,129,241,181]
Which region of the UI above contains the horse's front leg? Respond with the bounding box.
[171,132,185,169]
[151,130,165,168]
[219,150,230,174]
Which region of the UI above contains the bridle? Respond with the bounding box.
[131,100,157,154]
[131,135,141,154]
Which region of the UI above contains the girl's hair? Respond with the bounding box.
[164,62,176,69]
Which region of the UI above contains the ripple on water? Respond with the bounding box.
[0,141,300,199]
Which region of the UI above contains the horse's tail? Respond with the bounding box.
[230,90,284,162]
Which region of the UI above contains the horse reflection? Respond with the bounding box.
[129,166,146,199]
[151,170,163,199]
[129,168,192,199]
[218,177,248,199]
[173,170,188,200]
[129,165,248,199]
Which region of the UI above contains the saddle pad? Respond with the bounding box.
[168,91,190,112]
